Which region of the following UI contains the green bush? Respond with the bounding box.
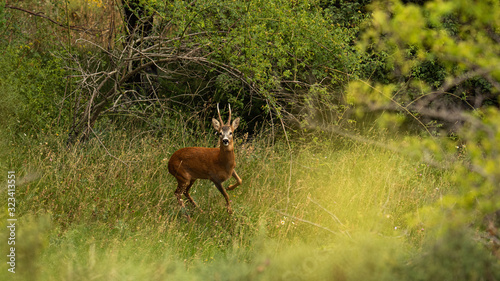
[0,45,68,141]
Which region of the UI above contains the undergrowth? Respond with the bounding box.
[4,126,495,281]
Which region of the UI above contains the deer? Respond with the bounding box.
[168,104,242,221]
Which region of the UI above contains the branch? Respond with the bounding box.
[407,68,495,108]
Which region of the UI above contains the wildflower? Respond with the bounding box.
[280,220,285,225]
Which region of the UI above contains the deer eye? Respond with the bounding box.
[229,132,232,135]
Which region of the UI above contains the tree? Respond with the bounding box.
[348,0,500,252]
[67,0,366,142]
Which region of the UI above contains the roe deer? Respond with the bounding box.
[168,104,242,221]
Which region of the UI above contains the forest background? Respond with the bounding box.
[1,0,499,280]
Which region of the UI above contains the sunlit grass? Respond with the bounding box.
[0,128,468,281]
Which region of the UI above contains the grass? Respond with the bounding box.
[2,126,497,281]
[1,4,499,278]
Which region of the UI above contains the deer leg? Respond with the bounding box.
[213,181,233,214]
[184,180,203,212]
[174,181,192,222]
[227,170,242,191]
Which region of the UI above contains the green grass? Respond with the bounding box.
[2,128,498,281]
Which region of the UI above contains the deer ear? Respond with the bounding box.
[212,118,221,131]
[232,117,240,130]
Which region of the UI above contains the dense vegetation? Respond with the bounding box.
[1,0,499,280]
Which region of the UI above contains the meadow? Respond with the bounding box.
[4,125,494,281]
[1,0,499,279]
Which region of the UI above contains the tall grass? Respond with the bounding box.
[2,127,498,281]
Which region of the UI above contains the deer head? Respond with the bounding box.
[212,104,240,148]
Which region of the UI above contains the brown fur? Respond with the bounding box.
[167,105,242,221]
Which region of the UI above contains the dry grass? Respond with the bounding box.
[0,127,460,280]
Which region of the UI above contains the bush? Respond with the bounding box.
[0,45,68,140]
[405,227,500,281]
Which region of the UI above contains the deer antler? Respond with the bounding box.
[228,104,232,125]
[217,103,224,125]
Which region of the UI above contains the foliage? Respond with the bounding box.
[348,0,500,248]
[320,0,372,28]
[65,0,375,141]
[0,44,69,151]
[2,0,500,279]
[354,0,500,113]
